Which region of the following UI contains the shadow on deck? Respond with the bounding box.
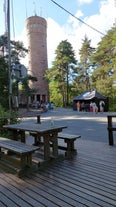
[0,139,116,207]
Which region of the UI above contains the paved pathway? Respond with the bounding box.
[19,107,116,144]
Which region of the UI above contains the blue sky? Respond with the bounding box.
[0,0,101,35]
[0,0,115,67]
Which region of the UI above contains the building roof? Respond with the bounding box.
[73,90,107,101]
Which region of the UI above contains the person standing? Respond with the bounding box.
[99,100,105,112]
[92,102,96,113]
[81,102,85,112]
[90,101,93,112]
[77,101,81,112]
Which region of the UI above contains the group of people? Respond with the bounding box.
[31,101,54,111]
[76,100,105,113]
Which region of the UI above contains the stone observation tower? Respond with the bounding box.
[26,15,49,104]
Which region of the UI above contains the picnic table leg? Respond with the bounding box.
[65,139,77,157]
[37,115,41,124]
[18,153,33,177]
[35,134,41,145]
[11,129,25,142]
[30,133,41,145]
[0,147,1,159]
[0,146,4,159]
[12,130,19,140]
[43,134,50,160]
[26,153,32,166]
[20,155,27,168]
[21,153,32,168]
[50,132,58,158]
[108,130,114,145]
[20,130,26,143]
[107,116,114,145]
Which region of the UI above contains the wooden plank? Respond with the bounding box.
[0,137,39,154]
[0,192,19,207]
[25,178,85,207]
[35,163,115,207]
[58,132,81,139]
[0,140,115,207]
[0,137,40,176]
[34,175,103,207]
[0,200,8,207]
[0,175,59,207]
[108,127,116,131]
[0,186,37,207]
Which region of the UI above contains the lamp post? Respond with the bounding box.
[7,0,12,114]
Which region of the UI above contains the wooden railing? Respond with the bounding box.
[107,115,116,145]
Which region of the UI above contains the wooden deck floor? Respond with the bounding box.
[0,139,116,207]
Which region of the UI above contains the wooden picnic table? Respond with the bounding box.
[107,115,116,145]
[3,123,67,160]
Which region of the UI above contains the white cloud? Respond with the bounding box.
[47,0,115,66]
[47,18,66,67]
[19,0,116,68]
[77,0,93,4]
[68,10,84,28]
[15,28,29,67]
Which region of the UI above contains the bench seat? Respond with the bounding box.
[0,137,39,176]
[30,132,81,158]
[57,133,81,157]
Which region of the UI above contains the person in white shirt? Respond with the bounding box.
[99,100,105,112]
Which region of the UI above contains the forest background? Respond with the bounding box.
[46,25,116,111]
[0,25,116,112]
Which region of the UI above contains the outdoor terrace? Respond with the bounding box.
[0,108,116,207]
[0,139,116,207]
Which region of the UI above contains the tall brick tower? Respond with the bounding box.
[26,15,49,104]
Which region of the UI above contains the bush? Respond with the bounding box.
[0,104,21,138]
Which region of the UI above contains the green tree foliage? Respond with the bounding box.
[45,26,116,110]
[46,40,77,106]
[49,81,62,107]
[0,34,28,110]
[0,57,9,108]
[91,26,116,97]
[74,35,95,92]
[0,35,28,64]
[17,75,38,110]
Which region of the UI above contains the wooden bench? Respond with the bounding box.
[0,137,39,176]
[30,132,81,158]
[57,133,81,157]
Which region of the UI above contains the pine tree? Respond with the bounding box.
[91,26,116,96]
[74,35,95,92]
[45,40,77,107]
